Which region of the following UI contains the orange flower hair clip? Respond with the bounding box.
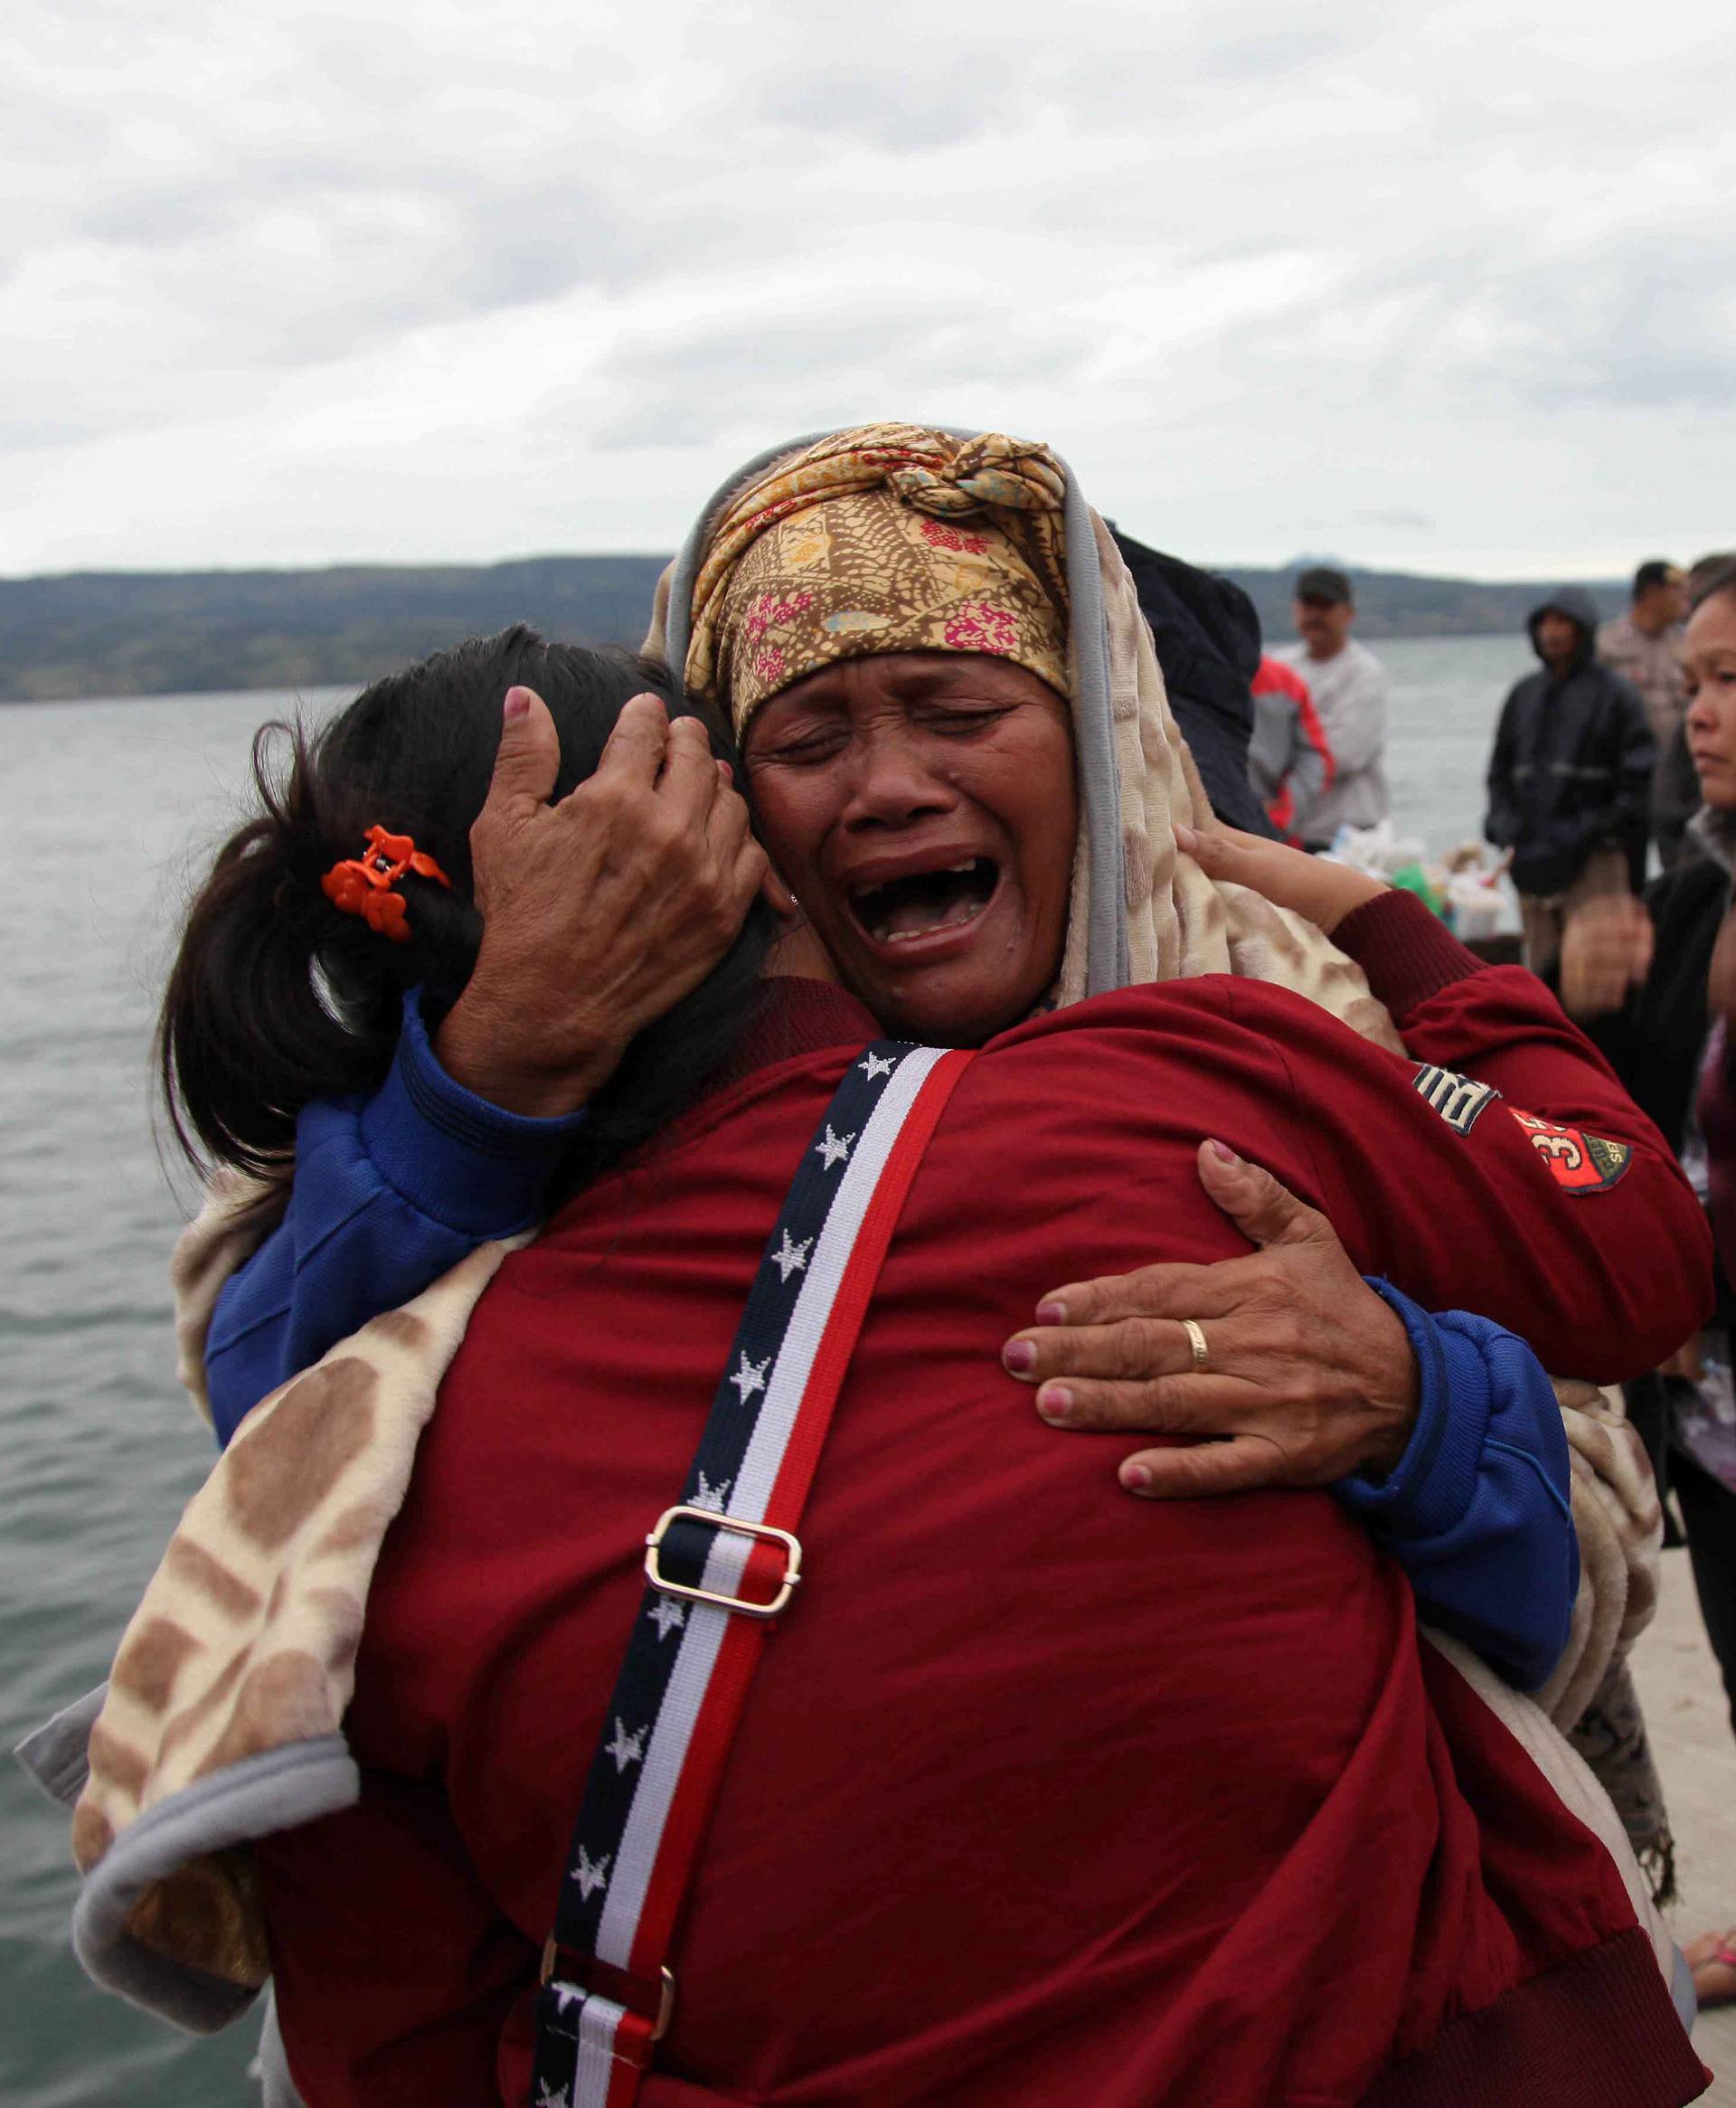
[320,826,451,943]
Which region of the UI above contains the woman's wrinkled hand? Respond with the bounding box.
[1558,893,1654,1020]
[1000,1142,1419,1498]
[435,686,768,1115]
[1173,820,1386,934]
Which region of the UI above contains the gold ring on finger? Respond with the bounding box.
[1182,1319,1209,1373]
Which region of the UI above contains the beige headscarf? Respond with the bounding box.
[648,421,1402,1046]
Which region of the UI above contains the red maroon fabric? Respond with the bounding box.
[1360,1926,1705,2108]
[258,966,1709,2106]
[1333,890,1487,1019]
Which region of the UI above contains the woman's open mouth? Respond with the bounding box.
[846,857,1001,947]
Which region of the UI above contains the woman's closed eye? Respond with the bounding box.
[752,725,848,766]
[752,707,1009,763]
[919,705,1014,738]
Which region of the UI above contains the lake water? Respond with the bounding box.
[0,634,1536,2105]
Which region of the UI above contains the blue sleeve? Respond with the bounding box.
[203,991,587,1448]
[1334,1281,1577,1692]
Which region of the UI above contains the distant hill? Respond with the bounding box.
[0,554,1628,703]
[0,558,669,704]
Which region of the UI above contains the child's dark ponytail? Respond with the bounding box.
[158,626,769,1192]
[157,715,483,1177]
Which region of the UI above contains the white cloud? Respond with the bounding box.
[3,0,1731,576]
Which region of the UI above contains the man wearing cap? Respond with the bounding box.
[1486,588,1655,976]
[1277,565,1390,850]
[1598,560,1692,866]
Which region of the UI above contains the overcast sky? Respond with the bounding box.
[5,0,1731,580]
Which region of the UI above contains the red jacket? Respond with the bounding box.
[1250,655,1336,841]
[259,907,1708,2106]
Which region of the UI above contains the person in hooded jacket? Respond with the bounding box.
[1485,587,1655,977]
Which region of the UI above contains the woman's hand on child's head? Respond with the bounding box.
[434,686,767,1116]
[1173,822,1385,935]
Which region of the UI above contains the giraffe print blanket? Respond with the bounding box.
[32,1167,1663,2030]
[38,1186,527,2027]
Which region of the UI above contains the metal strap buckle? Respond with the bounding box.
[540,1941,676,2043]
[644,1506,803,1619]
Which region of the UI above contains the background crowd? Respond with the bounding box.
[1250,548,1736,2010]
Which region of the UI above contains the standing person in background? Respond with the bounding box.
[1656,556,1736,875]
[1486,587,1655,977]
[1599,561,1693,867]
[1277,564,1388,849]
[1249,652,1335,842]
[1560,556,1736,2007]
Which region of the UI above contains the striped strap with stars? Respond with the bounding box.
[533,1039,973,2108]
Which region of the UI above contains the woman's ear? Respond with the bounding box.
[766,917,838,984]
[759,857,841,981]
[760,868,838,984]
[760,865,798,921]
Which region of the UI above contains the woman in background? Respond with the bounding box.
[1562,556,1736,2004]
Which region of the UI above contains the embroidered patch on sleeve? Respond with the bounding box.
[1412,1063,1500,1135]
[1509,1109,1634,1193]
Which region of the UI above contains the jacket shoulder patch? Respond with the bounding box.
[1412,1063,1500,1135]
[1508,1109,1633,1193]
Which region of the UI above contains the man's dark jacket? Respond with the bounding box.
[1485,587,1655,895]
[1109,528,1278,838]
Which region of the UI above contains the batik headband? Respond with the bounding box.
[687,425,1071,733]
